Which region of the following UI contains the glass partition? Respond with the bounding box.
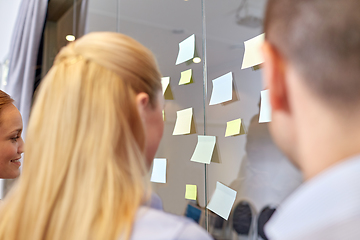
[44,0,303,239]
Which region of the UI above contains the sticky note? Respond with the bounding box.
[185,184,197,200]
[259,90,272,123]
[209,72,233,105]
[161,77,174,100]
[161,77,170,95]
[190,135,216,164]
[173,108,195,135]
[207,182,237,220]
[225,118,246,137]
[176,34,195,65]
[241,33,265,69]
[179,69,193,85]
[162,110,165,121]
[150,158,167,183]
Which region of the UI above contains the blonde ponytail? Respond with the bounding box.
[0,32,162,240]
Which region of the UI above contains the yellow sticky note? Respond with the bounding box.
[241,33,265,69]
[185,184,197,200]
[179,69,193,85]
[162,110,165,121]
[190,135,216,164]
[161,77,174,100]
[173,108,195,135]
[225,118,246,137]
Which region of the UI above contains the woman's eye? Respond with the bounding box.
[11,136,19,142]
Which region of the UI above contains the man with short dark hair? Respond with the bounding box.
[261,0,360,239]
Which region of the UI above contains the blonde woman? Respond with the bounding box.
[0,90,24,179]
[0,32,212,240]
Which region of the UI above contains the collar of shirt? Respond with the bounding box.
[265,154,360,240]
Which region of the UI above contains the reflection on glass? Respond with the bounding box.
[41,1,304,239]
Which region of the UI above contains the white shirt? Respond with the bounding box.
[131,206,213,240]
[265,155,360,240]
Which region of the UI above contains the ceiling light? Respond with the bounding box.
[193,57,201,63]
[66,35,75,42]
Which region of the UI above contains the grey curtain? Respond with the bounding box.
[5,0,48,139]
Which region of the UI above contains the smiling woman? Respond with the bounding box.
[0,90,24,179]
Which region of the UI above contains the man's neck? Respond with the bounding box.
[296,106,360,181]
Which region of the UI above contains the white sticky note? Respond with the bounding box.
[207,182,237,220]
[241,33,265,69]
[161,77,170,95]
[176,34,195,65]
[190,135,216,164]
[173,108,194,135]
[209,72,233,105]
[259,90,272,123]
[150,158,167,183]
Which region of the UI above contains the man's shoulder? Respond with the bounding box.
[265,156,360,240]
[130,206,212,240]
[267,211,360,240]
[292,214,360,240]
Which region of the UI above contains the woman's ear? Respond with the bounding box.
[136,92,150,118]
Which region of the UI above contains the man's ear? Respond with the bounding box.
[262,41,289,112]
[136,92,150,118]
